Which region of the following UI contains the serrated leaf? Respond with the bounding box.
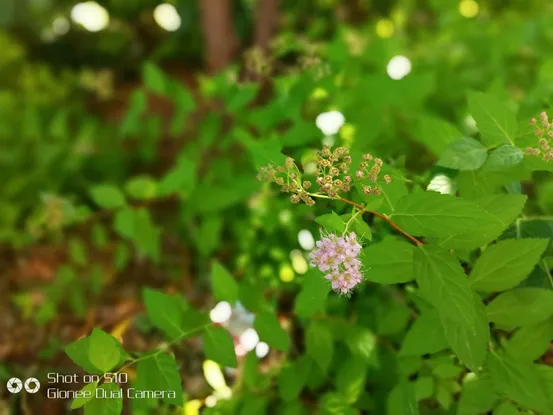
[211,261,238,304]
[84,383,123,415]
[440,293,490,371]
[414,245,476,331]
[305,322,334,374]
[254,312,290,352]
[203,326,237,368]
[437,137,488,170]
[363,240,414,284]
[315,212,345,234]
[505,318,553,361]
[483,145,524,170]
[89,184,126,210]
[136,353,184,406]
[390,192,490,237]
[65,337,102,375]
[486,288,553,327]
[489,351,549,413]
[437,194,527,250]
[469,239,549,292]
[400,312,448,356]
[88,329,121,372]
[467,91,518,146]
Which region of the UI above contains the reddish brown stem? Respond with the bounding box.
[339,197,423,246]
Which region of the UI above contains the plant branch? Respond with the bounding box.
[338,197,423,246]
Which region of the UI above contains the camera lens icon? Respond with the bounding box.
[7,378,23,394]
[24,378,40,393]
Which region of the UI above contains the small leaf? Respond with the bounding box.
[124,176,157,200]
[440,293,490,371]
[136,352,184,406]
[486,288,553,327]
[142,288,184,339]
[489,351,549,413]
[203,326,237,368]
[467,91,518,147]
[344,326,377,364]
[84,383,123,415]
[65,337,102,374]
[437,137,488,171]
[211,261,238,304]
[294,269,330,318]
[483,145,524,171]
[278,357,311,402]
[89,184,126,209]
[493,401,521,415]
[505,318,553,362]
[457,378,498,415]
[400,312,448,356]
[469,239,549,292]
[254,312,290,352]
[88,329,121,372]
[335,355,368,404]
[315,212,346,234]
[71,381,98,409]
[390,192,491,238]
[142,62,168,95]
[414,245,476,331]
[363,240,414,284]
[305,322,334,374]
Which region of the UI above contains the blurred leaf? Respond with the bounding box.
[211,261,238,304]
[88,329,121,372]
[84,383,122,415]
[89,184,126,209]
[437,137,488,171]
[457,378,497,415]
[254,312,290,352]
[136,353,184,406]
[294,269,330,318]
[305,321,334,374]
[400,312,448,356]
[203,326,237,368]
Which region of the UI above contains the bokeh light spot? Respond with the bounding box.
[153,3,182,31]
[71,2,109,32]
[459,0,479,18]
[376,19,394,38]
[386,55,412,80]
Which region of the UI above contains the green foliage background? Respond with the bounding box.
[3,0,553,414]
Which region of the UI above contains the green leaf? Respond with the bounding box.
[489,351,549,413]
[294,269,330,318]
[136,352,184,406]
[142,62,168,95]
[278,357,311,401]
[211,261,238,304]
[315,212,346,234]
[320,392,355,415]
[414,376,434,401]
[493,401,521,415]
[344,326,377,364]
[203,326,237,368]
[437,137,488,170]
[157,155,197,197]
[71,381,98,409]
[254,312,290,352]
[436,194,527,250]
[390,192,490,238]
[467,91,518,146]
[413,245,476,331]
[89,184,126,209]
[341,213,372,240]
[84,383,123,415]
[440,293,490,371]
[505,318,553,361]
[69,238,87,266]
[486,288,553,327]
[469,239,549,292]
[335,355,368,404]
[483,145,524,171]
[88,329,121,372]
[305,322,334,374]
[415,115,463,155]
[400,312,448,356]
[196,215,223,257]
[363,240,414,284]
[65,337,102,374]
[458,377,498,415]
[124,176,157,200]
[143,288,184,339]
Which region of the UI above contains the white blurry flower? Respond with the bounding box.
[70,2,109,32]
[209,301,232,324]
[427,174,455,195]
[298,229,315,250]
[153,3,181,32]
[255,342,270,358]
[316,110,345,136]
[387,55,412,80]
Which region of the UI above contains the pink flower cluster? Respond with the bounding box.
[309,232,364,295]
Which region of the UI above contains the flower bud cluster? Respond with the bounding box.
[526,112,553,162]
[355,153,391,195]
[309,232,364,295]
[314,145,353,199]
[257,158,316,206]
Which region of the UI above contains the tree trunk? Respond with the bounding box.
[253,0,280,52]
[198,0,239,73]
